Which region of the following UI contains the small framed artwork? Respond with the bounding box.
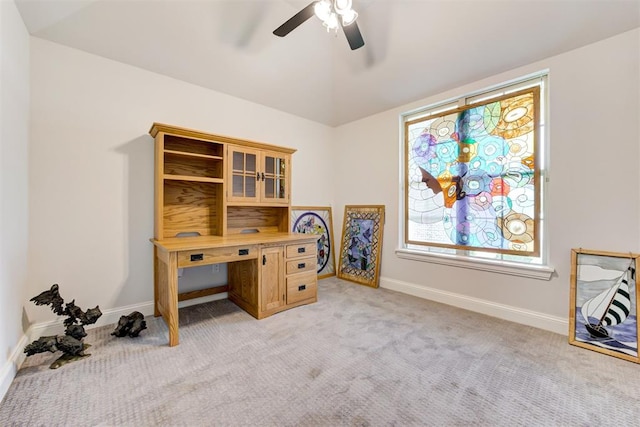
[569,248,639,363]
[291,206,336,279]
[337,205,385,288]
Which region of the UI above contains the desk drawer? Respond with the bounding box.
[286,256,316,275]
[286,272,317,304]
[285,243,316,259]
[178,245,258,267]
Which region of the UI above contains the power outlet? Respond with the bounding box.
[212,264,220,273]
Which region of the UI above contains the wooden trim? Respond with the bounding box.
[153,246,160,317]
[226,201,291,207]
[166,251,179,347]
[570,248,640,258]
[154,133,164,239]
[404,119,410,248]
[152,233,317,252]
[164,149,223,160]
[568,249,578,342]
[163,175,224,184]
[149,122,296,154]
[406,239,538,256]
[220,144,228,237]
[291,206,333,211]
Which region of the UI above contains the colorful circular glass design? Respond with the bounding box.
[293,212,331,273]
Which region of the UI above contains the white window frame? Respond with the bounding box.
[397,72,554,280]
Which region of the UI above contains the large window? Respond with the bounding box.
[400,75,550,276]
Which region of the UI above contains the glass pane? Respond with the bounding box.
[277,158,285,177]
[233,152,244,171]
[246,175,256,198]
[232,175,244,197]
[264,156,274,174]
[246,153,257,173]
[264,178,274,198]
[277,178,286,199]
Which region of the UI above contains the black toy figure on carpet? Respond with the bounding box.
[111,311,147,338]
[24,284,102,369]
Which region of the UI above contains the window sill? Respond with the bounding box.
[395,248,554,280]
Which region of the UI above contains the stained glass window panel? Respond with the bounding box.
[406,87,540,256]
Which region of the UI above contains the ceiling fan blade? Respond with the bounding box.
[341,20,365,50]
[273,2,317,37]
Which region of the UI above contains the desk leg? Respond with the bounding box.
[166,251,179,347]
[153,246,160,317]
[156,248,180,347]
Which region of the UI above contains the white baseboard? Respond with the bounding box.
[0,333,29,403]
[380,276,568,335]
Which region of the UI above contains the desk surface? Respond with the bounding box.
[152,232,318,252]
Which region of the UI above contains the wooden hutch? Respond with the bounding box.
[149,123,318,346]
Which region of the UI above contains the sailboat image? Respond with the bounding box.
[581,265,635,339]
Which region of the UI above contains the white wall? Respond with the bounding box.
[0,0,30,399]
[27,37,335,325]
[333,28,640,332]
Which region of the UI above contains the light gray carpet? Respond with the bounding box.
[1,277,639,426]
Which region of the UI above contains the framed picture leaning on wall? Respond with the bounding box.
[569,248,640,363]
[337,205,385,288]
[291,206,336,279]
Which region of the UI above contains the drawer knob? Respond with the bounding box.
[238,249,249,256]
[297,263,305,269]
[298,284,306,291]
[190,253,204,262]
[297,247,306,253]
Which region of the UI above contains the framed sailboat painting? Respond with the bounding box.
[569,249,640,363]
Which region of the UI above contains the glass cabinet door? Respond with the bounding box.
[262,152,288,203]
[229,146,259,202]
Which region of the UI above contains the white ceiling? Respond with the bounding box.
[15,0,640,126]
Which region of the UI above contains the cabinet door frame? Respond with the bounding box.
[260,246,285,312]
[227,145,262,203]
[260,150,290,205]
[227,145,290,204]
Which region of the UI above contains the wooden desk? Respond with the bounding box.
[148,123,318,347]
[152,233,318,346]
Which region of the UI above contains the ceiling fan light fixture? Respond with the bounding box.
[323,12,340,32]
[314,0,359,29]
[341,9,358,26]
[314,0,332,22]
[334,0,353,15]
[273,0,364,50]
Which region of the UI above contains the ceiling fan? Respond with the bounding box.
[273,0,365,50]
